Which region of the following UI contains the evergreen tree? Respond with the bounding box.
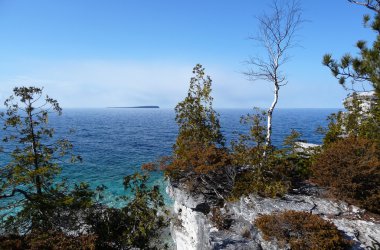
[174,64,225,149]
[165,64,231,200]
[0,86,84,231]
[323,0,380,142]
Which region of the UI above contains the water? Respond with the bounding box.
[0,108,337,206]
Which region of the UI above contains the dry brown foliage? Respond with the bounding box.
[255,211,351,250]
[311,136,380,214]
[0,231,97,250]
[166,142,230,177]
[141,155,172,172]
[143,143,233,203]
[210,207,233,230]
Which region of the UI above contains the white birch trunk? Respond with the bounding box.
[266,84,279,146]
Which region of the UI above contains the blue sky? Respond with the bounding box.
[0,0,375,108]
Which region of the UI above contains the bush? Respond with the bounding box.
[210,207,233,230]
[1,182,95,236]
[230,154,310,200]
[166,142,230,177]
[311,136,380,214]
[231,125,312,200]
[86,173,169,249]
[319,92,379,147]
[230,111,288,199]
[0,231,96,250]
[255,211,351,250]
[0,174,169,250]
[230,167,288,199]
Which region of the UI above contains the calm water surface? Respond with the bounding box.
[0,108,337,206]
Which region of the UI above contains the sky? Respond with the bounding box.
[0,0,376,108]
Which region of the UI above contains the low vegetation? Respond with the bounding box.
[230,111,312,200]
[1,173,168,250]
[0,232,97,250]
[210,207,233,230]
[311,136,380,214]
[255,211,351,250]
[86,173,168,249]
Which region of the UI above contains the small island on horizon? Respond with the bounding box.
[107,106,160,109]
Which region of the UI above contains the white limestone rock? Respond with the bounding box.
[167,184,212,250]
[168,183,380,250]
[332,219,380,249]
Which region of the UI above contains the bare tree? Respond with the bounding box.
[245,0,303,146]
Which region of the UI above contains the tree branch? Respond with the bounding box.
[245,0,303,146]
[348,0,380,12]
[0,188,33,201]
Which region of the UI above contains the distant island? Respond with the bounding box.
[107,106,160,109]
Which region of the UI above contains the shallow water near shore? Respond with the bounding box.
[0,108,337,207]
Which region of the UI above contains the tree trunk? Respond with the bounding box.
[266,84,279,146]
[27,102,42,195]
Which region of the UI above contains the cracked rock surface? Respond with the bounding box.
[168,184,380,250]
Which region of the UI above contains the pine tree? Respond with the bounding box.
[0,87,83,231]
[323,0,380,142]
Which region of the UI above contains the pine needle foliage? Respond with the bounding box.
[165,64,230,179]
[323,0,380,143]
[0,87,84,232]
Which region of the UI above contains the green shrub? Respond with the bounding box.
[231,123,312,200]
[230,167,288,199]
[255,211,351,250]
[0,174,169,250]
[230,111,287,199]
[321,94,379,146]
[86,173,169,249]
[311,136,380,214]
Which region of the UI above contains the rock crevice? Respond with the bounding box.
[168,183,380,250]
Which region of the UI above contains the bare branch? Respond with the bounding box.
[348,0,380,12]
[245,0,303,146]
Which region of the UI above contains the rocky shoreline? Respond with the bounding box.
[167,182,380,250]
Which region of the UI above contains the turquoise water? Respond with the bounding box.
[0,108,337,206]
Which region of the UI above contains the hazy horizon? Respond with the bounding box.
[0,0,374,109]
